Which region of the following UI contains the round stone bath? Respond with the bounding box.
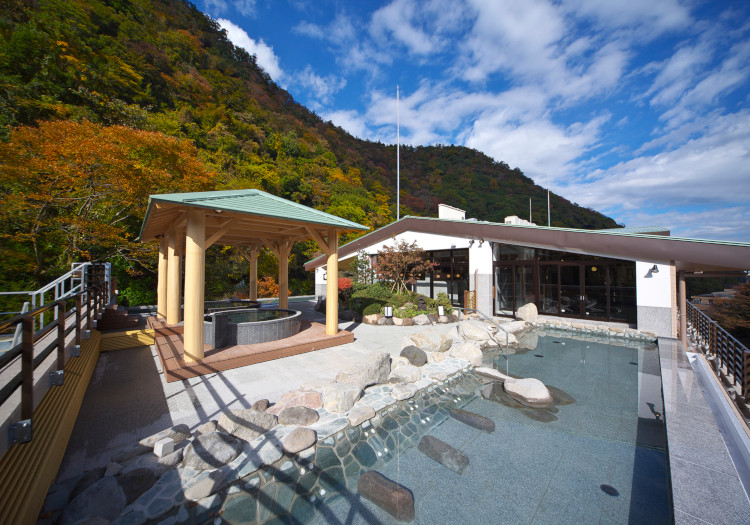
[203,299,260,314]
[204,308,302,348]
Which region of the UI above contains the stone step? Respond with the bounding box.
[358,471,415,522]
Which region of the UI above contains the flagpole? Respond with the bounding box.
[397,85,400,221]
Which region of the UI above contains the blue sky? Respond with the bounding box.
[198,0,750,242]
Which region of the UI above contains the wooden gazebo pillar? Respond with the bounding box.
[277,240,292,310]
[236,245,261,301]
[184,208,206,361]
[325,229,339,335]
[166,223,182,325]
[157,235,168,319]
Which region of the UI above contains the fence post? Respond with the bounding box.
[75,294,82,345]
[57,300,65,371]
[21,316,34,421]
[86,289,91,330]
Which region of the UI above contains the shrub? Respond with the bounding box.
[338,277,353,307]
[363,303,383,316]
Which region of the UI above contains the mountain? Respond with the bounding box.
[0,0,618,303]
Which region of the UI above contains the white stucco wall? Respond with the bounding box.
[636,261,672,308]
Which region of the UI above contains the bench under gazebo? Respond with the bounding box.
[138,189,368,380]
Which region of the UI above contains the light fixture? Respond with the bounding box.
[479,239,485,247]
[468,240,475,247]
[651,265,659,274]
[323,272,327,280]
[384,306,393,318]
[214,209,223,214]
[438,305,445,316]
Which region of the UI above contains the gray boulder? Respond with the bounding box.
[116,468,156,504]
[183,431,243,470]
[321,382,362,413]
[400,345,428,366]
[335,352,390,390]
[217,408,278,442]
[412,314,431,326]
[278,406,320,426]
[282,427,317,454]
[388,364,421,384]
[184,469,228,502]
[391,383,419,401]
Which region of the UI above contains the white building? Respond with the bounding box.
[305,206,750,338]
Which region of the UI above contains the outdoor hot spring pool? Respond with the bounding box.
[221,329,671,524]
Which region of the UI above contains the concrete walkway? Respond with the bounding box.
[57,302,457,480]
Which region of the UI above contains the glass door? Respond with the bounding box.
[584,264,608,319]
[539,264,559,314]
[559,265,583,316]
[494,265,514,316]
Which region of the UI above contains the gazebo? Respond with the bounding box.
[138,189,368,361]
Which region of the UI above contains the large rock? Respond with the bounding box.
[456,320,504,348]
[516,302,538,323]
[251,398,270,412]
[403,332,453,353]
[139,424,191,447]
[347,405,376,426]
[218,409,278,441]
[59,476,127,525]
[278,406,320,426]
[282,427,317,454]
[504,378,553,408]
[183,431,243,470]
[400,346,428,366]
[358,471,415,522]
[401,317,414,326]
[321,382,362,413]
[418,435,469,475]
[335,352,390,390]
[339,309,361,322]
[450,409,495,432]
[475,367,515,383]
[267,390,322,415]
[388,364,421,383]
[363,313,382,325]
[390,355,410,370]
[501,320,528,334]
[391,383,419,400]
[184,470,228,501]
[447,340,483,366]
[116,468,156,504]
[412,314,431,326]
[426,351,447,363]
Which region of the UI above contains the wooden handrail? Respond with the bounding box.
[1,268,109,443]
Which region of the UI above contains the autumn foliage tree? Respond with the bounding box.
[373,240,437,294]
[713,282,750,343]
[0,120,216,286]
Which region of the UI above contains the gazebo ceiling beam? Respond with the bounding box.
[205,219,237,248]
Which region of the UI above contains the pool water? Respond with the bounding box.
[221,309,295,324]
[222,330,671,524]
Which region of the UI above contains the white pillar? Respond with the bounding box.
[183,209,206,361]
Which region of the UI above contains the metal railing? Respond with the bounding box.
[0,262,112,330]
[0,267,110,445]
[686,301,750,398]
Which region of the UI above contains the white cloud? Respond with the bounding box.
[296,66,346,105]
[563,110,750,215]
[233,0,257,17]
[370,0,443,56]
[322,110,369,139]
[563,0,691,35]
[218,18,284,81]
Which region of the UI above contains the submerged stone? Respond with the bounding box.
[358,471,415,522]
[449,409,495,433]
[417,435,469,475]
[504,378,554,408]
[547,385,576,405]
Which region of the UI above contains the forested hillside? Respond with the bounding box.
[0,0,618,305]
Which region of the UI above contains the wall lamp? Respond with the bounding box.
[651,265,659,274]
[478,239,485,247]
[468,239,475,247]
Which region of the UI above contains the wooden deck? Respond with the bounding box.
[147,317,354,382]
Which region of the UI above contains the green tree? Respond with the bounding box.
[713,282,750,344]
[373,240,437,294]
